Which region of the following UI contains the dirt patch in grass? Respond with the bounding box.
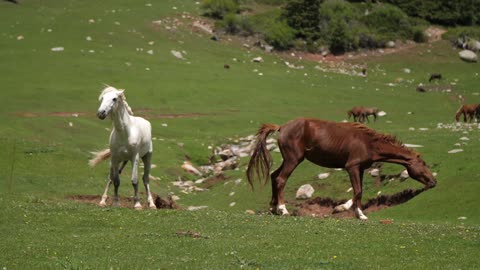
[293,188,426,218]
[201,174,228,189]
[67,193,179,209]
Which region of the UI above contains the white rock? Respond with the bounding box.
[403,143,423,148]
[457,216,467,220]
[419,128,429,131]
[171,50,185,60]
[377,191,382,195]
[187,206,208,211]
[400,170,409,179]
[403,68,411,74]
[195,178,206,184]
[408,127,415,131]
[229,202,236,207]
[234,178,242,184]
[317,173,330,179]
[252,57,263,63]
[147,49,154,55]
[459,137,469,141]
[346,187,353,193]
[459,50,477,62]
[296,184,314,199]
[448,149,463,154]
[369,168,380,177]
[377,111,387,117]
[171,195,180,201]
[51,47,64,52]
[86,36,92,41]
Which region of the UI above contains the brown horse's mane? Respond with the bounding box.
[347,122,416,154]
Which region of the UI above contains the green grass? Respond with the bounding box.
[1,0,480,269]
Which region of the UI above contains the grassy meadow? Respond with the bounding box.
[1,0,479,269]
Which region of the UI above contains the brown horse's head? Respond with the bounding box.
[406,154,437,189]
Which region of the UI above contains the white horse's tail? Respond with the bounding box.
[89,148,111,167]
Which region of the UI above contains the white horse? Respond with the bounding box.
[89,85,156,209]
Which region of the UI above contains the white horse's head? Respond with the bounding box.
[97,86,125,120]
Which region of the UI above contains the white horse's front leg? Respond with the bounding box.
[131,154,142,209]
[142,152,156,209]
[99,178,111,207]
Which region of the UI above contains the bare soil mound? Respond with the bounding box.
[67,193,179,209]
[294,188,426,218]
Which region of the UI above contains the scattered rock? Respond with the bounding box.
[171,50,185,60]
[458,216,467,220]
[229,202,236,207]
[369,168,380,177]
[448,149,463,154]
[386,41,396,48]
[459,50,477,62]
[400,170,409,179]
[459,137,469,141]
[245,209,255,215]
[318,172,330,179]
[296,184,315,199]
[377,111,387,117]
[181,161,202,176]
[187,205,208,211]
[252,56,263,63]
[51,47,64,52]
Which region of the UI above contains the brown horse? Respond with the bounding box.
[347,106,364,122]
[347,106,378,123]
[455,104,480,122]
[246,118,437,220]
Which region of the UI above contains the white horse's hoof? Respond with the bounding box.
[277,204,289,216]
[99,201,107,207]
[134,202,142,209]
[149,204,157,209]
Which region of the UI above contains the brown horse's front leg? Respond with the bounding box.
[347,166,367,220]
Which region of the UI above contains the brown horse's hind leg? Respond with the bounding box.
[273,157,303,215]
[346,166,367,220]
[269,164,283,213]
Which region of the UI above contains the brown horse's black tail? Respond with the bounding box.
[347,110,353,119]
[246,123,281,189]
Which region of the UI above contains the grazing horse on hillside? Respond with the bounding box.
[429,73,442,82]
[246,118,437,220]
[348,106,378,123]
[347,106,364,122]
[455,104,480,123]
[360,107,379,123]
[89,86,156,209]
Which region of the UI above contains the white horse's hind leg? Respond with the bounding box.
[99,178,111,207]
[142,152,156,209]
[111,162,121,207]
[131,154,142,209]
[334,199,353,213]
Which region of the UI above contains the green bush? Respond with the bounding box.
[413,28,428,43]
[263,20,297,50]
[443,26,480,41]
[216,13,254,35]
[328,18,357,54]
[201,0,239,19]
[283,0,323,42]
[363,4,413,40]
[384,0,480,26]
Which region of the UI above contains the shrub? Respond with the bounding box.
[413,28,428,43]
[363,4,413,40]
[263,20,297,50]
[215,13,254,35]
[328,18,357,54]
[201,0,239,19]
[283,0,323,42]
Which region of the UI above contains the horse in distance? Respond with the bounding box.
[246,118,437,220]
[455,104,480,123]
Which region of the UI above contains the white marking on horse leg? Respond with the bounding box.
[334,199,353,212]
[142,152,156,209]
[131,155,143,209]
[355,208,368,220]
[277,204,289,216]
[99,179,111,207]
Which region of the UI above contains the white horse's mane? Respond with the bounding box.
[99,85,134,115]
